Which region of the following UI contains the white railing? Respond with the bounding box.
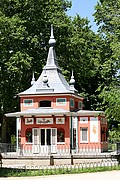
[0,143,118,157]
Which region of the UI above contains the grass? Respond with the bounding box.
[0,165,120,177]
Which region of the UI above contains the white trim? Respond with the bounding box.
[19,93,84,100]
[57,142,65,145]
[5,110,104,118]
[80,117,88,124]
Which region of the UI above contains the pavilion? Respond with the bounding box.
[5,25,108,155]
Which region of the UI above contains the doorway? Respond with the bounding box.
[32,128,57,154]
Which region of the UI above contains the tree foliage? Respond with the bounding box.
[0,0,113,142]
[94,0,120,124]
[0,0,72,142]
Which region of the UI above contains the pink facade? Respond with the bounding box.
[17,94,108,154]
[20,95,83,111]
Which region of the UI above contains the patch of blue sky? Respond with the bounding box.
[67,0,98,32]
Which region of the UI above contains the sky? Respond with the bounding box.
[67,0,98,32]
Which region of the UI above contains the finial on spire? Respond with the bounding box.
[70,70,77,92]
[50,24,54,39]
[70,70,75,85]
[49,24,56,46]
[31,71,35,85]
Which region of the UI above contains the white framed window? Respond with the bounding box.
[25,118,34,125]
[23,99,33,107]
[70,98,74,107]
[79,101,83,109]
[26,128,32,143]
[57,128,65,143]
[80,117,88,124]
[56,98,66,106]
[80,128,88,143]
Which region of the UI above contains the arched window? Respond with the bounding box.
[57,128,65,142]
[26,129,32,143]
[39,100,51,107]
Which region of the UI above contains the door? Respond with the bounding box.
[40,129,51,154]
[32,128,40,153]
[32,128,57,154]
[51,128,57,153]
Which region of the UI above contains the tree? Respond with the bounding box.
[0,0,107,143]
[94,0,120,135]
[0,0,72,142]
[59,14,105,110]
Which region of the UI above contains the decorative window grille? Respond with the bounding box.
[57,128,65,143]
[70,98,74,107]
[79,101,83,109]
[56,98,66,106]
[23,99,33,106]
[81,128,88,142]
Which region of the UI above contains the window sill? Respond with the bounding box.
[57,142,65,145]
[25,142,33,145]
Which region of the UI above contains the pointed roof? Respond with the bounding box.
[18,25,78,96]
[44,24,60,70]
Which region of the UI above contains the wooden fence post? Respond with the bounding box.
[71,155,74,165]
[0,154,3,168]
[116,155,120,165]
[50,155,54,166]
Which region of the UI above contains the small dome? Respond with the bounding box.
[70,78,75,84]
[49,38,56,46]
[43,74,48,84]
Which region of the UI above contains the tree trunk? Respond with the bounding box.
[1,115,7,143]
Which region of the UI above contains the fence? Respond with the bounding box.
[0,143,120,177]
[0,142,118,157]
[0,143,16,153]
[0,158,120,177]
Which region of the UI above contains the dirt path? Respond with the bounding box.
[0,171,120,180]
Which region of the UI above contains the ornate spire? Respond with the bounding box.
[44,24,60,70]
[31,71,35,85]
[70,70,77,92]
